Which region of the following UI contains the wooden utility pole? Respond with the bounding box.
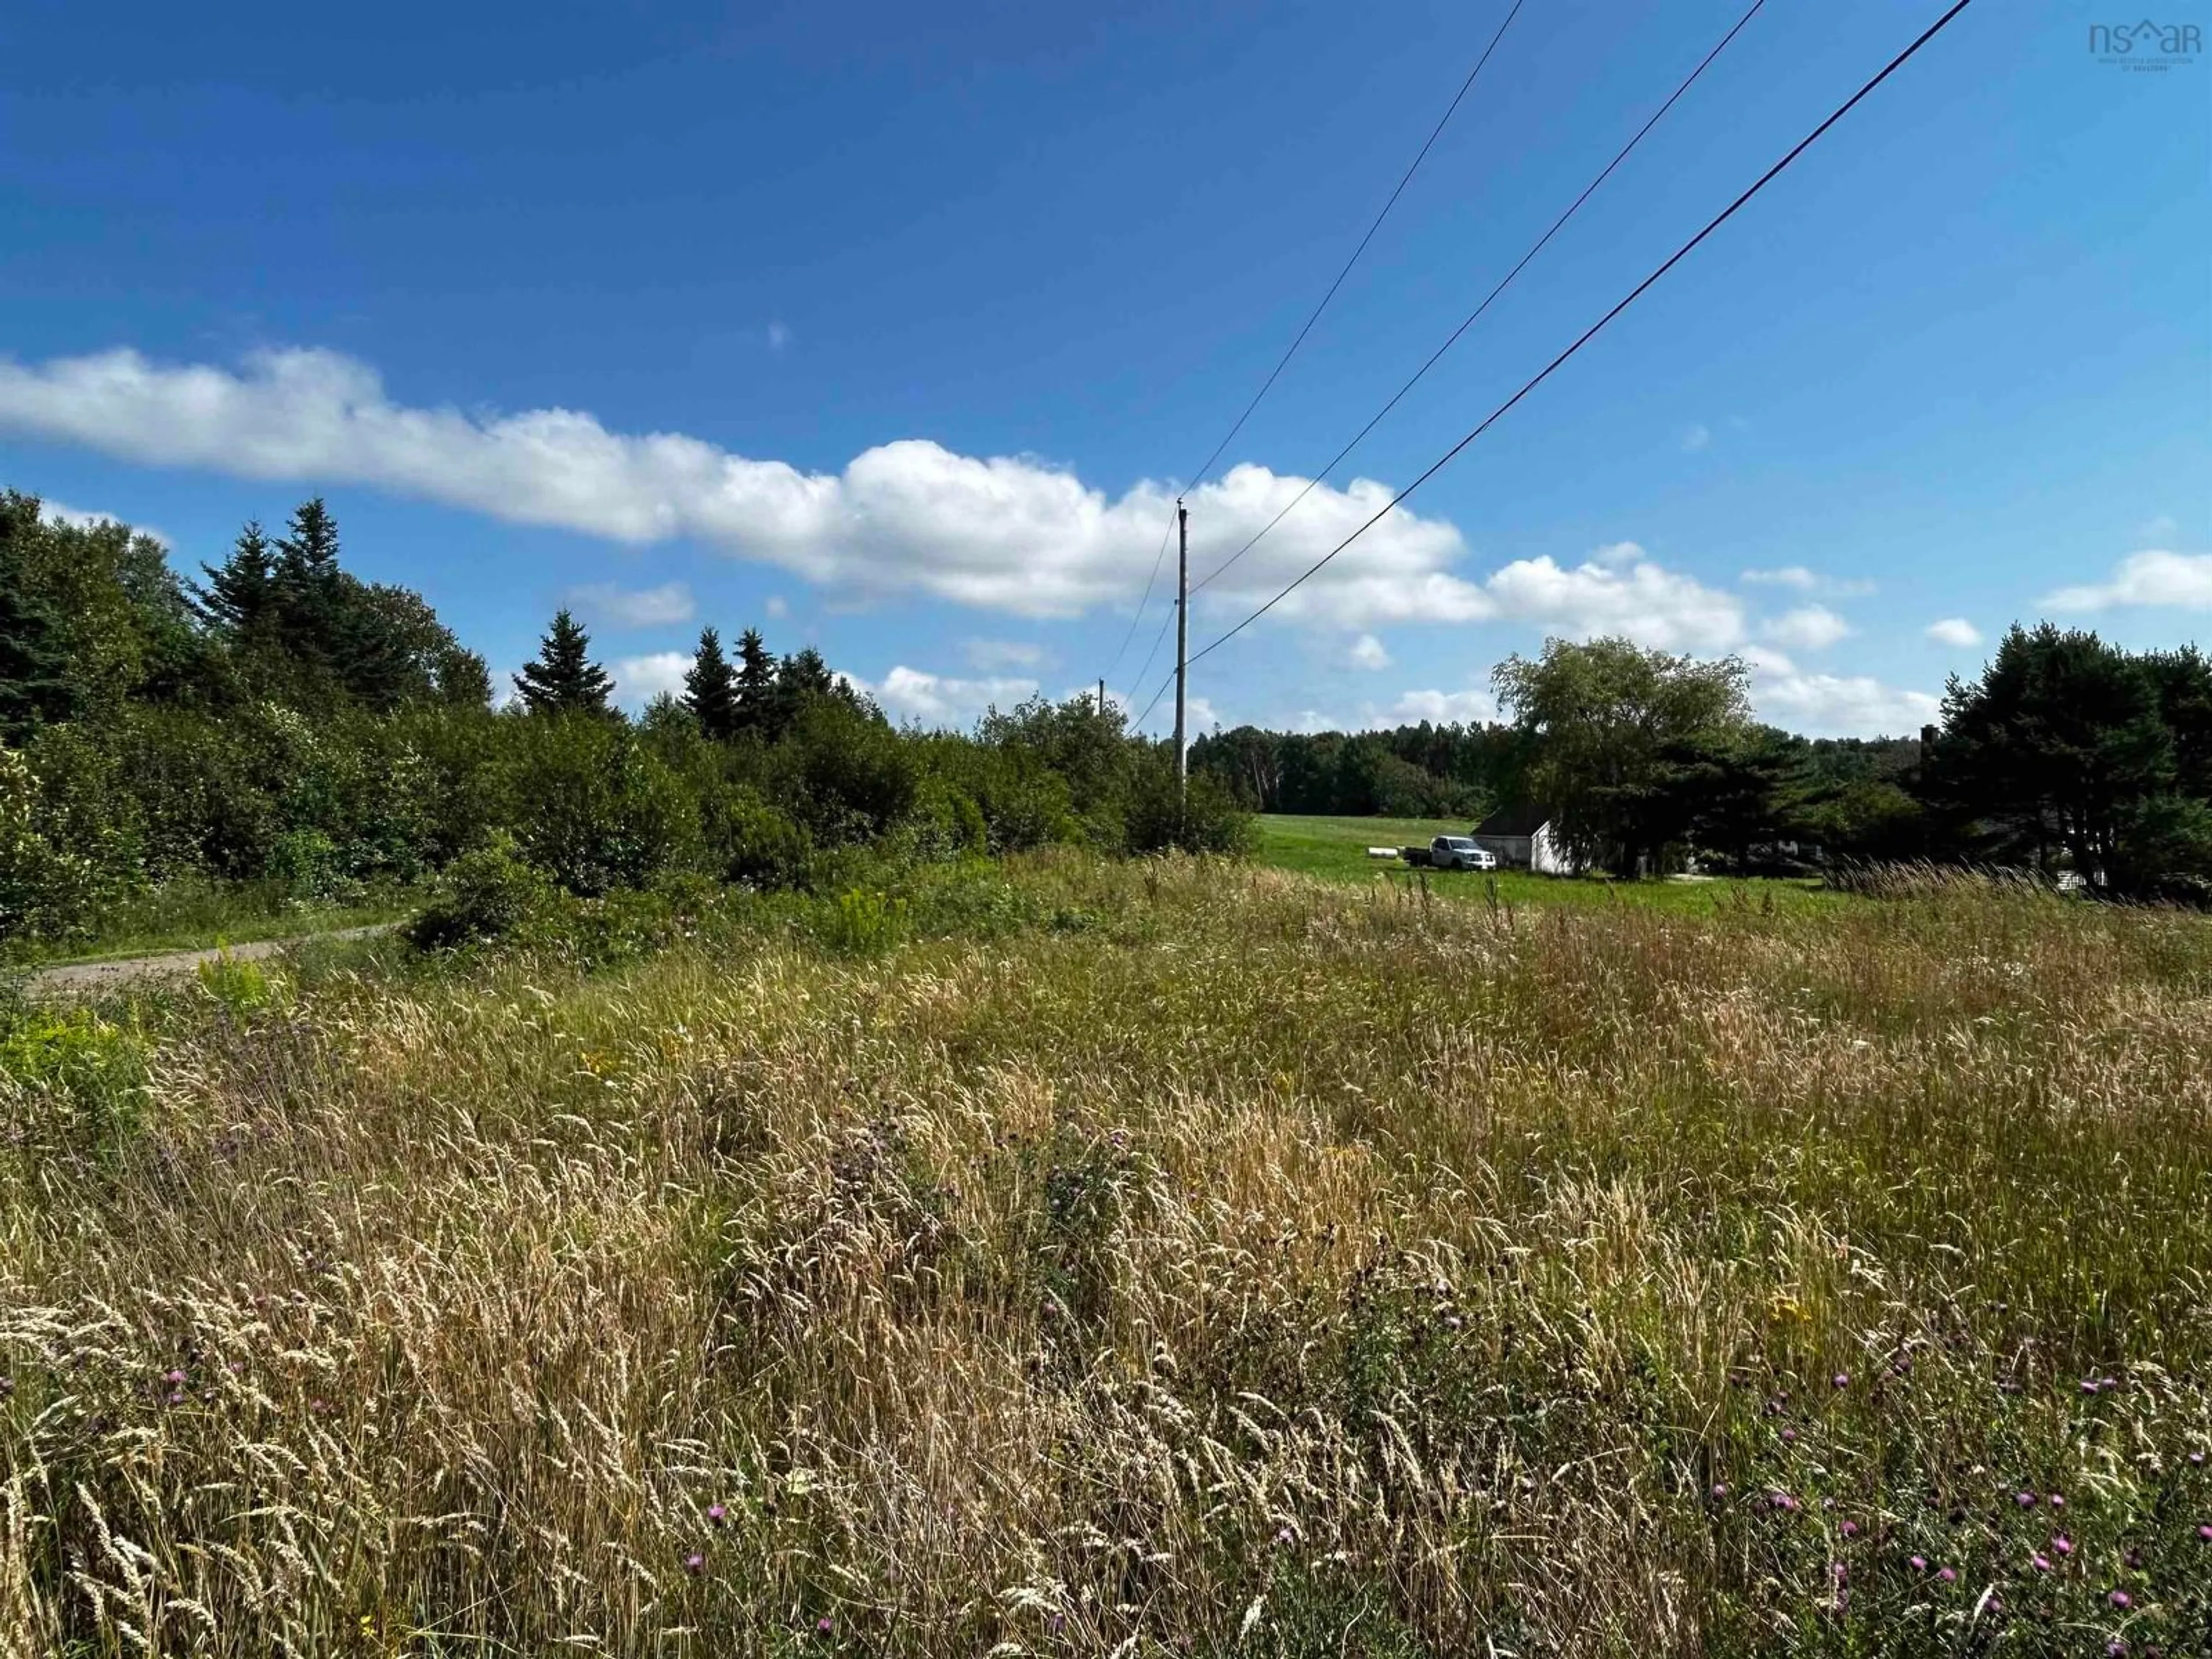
[1098,677,1107,718]
[1173,500,1189,815]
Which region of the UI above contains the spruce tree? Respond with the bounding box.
[733,627,776,734]
[190,521,277,640]
[683,625,740,741]
[0,498,78,740]
[512,608,615,715]
[274,497,346,673]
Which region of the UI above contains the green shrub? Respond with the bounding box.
[499,713,702,896]
[718,793,815,892]
[196,951,285,1013]
[0,1005,149,1158]
[816,887,910,954]
[0,746,105,940]
[1122,755,1256,856]
[407,835,552,949]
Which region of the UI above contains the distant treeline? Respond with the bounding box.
[1190,720,1921,836]
[1194,629,2209,901]
[0,489,1243,944]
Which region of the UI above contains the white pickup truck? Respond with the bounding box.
[1400,835,1498,871]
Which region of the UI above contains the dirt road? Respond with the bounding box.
[22,925,397,999]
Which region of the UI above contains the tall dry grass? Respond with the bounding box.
[2,855,2209,1656]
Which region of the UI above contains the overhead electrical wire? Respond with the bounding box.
[1099,0,1528,691]
[1131,0,1978,725]
[1190,0,1767,600]
[1176,0,1528,493]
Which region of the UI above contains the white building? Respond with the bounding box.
[1471,805,1576,874]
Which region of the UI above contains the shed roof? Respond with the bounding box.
[1474,803,1552,838]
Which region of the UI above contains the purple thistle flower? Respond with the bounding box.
[1910,1555,1927,1571]
[707,1503,727,1525]
[2049,1493,2065,1509]
[2190,1451,2206,1466]
[2108,1643,2127,1658]
[164,1389,184,1406]
[2016,1491,2037,1507]
[2082,1379,2101,1395]
[1274,1526,1294,1545]
[1939,1566,1958,1584]
[1831,1561,1847,1582]
[2198,1524,2212,1542]
[163,1368,185,1384]
[1769,1491,1798,1512]
[1710,1482,1728,1500]
[2054,1535,2073,1555]
[1781,1427,1798,1444]
[1833,1372,1850,1388]
[1841,1520,1859,1537]
[683,1552,704,1575]
[816,1616,834,1635]
[2110,1590,2131,1609]
[2031,1553,2052,1572]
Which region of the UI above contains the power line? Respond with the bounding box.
[1149,0,1975,700]
[1191,0,1766,600]
[1102,0,1528,700]
[1179,0,1528,491]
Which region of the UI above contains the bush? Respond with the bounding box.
[1122,756,1256,856]
[0,747,105,940]
[498,714,701,896]
[816,887,910,954]
[407,836,552,949]
[0,1005,148,1160]
[717,793,815,892]
[774,696,921,846]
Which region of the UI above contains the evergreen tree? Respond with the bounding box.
[683,626,740,741]
[273,496,346,673]
[190,521,278,640]
[512,608,615,716]
[1926,623,2177,889]
[733,627,775,735]
[0,495,78,740]
[766,646,838,741]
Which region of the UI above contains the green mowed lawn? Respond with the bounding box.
[1254,812,1841,913]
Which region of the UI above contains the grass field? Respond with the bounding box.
[1256,812,1840,913]
[3,853,2209,1655]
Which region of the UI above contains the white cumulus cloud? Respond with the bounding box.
[852,666,1040,728]
[0,344,1474,625]
[39,498,168,545]
[2043,550,2212,613]
[1386,688,1500,726]
[1743,649,1939,737]
[1925,617,1982,647]
[1347,633,1391,671]
[0,345,1786,650]
[1764,604,1852,650]
[612,651,694,706]
[1469,543,1744,650]
[570,581,696,627]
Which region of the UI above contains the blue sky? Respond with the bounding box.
[2,0,2206,735]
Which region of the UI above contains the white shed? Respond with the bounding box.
[1472,805,1575,874]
